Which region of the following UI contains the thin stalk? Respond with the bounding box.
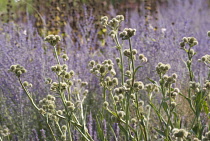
[46,120,57,141]
[18,78,39,110]
[53,45,60,65]
[68,123,73,141]
[114,34,124,85]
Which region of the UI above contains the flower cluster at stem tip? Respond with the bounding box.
[44,35,61,46]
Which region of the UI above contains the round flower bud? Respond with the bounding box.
[139,54,145,60]
[62,54,69,61]
[57,110,63,115]
[193,41,198,46]
[145,105,150,110]
[183,37,188,42]
[108,65,113,71]
[179,42,185,47]
[99,66,106,74]
[47,94,53,100]
[171,102,176,108]
[69,70,74,76]
[81,82,88,86]
[208,31,210,37]
[139,100,144,106]
[112,78,118,85]
[61,125,67,132]
[117,111,125,118]
[89,60,95,67]
[189,37,195,44]
[64,73,71,79]
[174,88,180,93]
[114,95,119,101]
[110,70,116,76]
[107,59,112,65]
[116,57,120,63]
[131,94,135,99]
[23,81,29,87]
[66,101,73,106]
[83,90,89,95]
[67,106,75,111]
[61,135,66,140]
[172,73,178,79]
[103,101,109,108]
[132,49,137,55]
[114,88,119,94]
[118,94,124,100]
[165,64,171,70]
[201,56,207,62]
[48,104,55,109]
[56,65,62,72]
[131,118,137,123]
[10,65,16,71]
[16,70,22,77]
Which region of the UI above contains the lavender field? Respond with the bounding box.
[0,0,210,140]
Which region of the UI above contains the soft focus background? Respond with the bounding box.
[0,0,210,140]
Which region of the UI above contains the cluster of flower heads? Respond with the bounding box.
[101,15,136,40]
[61,54,69,61]
[156,62,171,76]
[51,64,73,78]
[145,83,159,93]
[100,15,124,29]
[119,28,136,40]
[44,35,61,46]
[39,94,58,121]
[179,37,198,48]
[207,31,210,37]
[0,126,10,137]
[199,54,210,65]
[125,79,144,92]
[65,101,75,112]
[9,64,27,77]
[123,49,147,62]
[89,59,116,77]
[160,73,177,87]
[139,54,148,62]
[189,81,200,92]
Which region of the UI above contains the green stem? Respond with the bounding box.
[114,34,124,85]
[54,45,60,65]
[18,78,39,110]
[46,119,57,141]
[68,123,73,141]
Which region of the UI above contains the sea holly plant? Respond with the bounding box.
[9,35,94,141]
[91,15,151,141]
[90,15,210,141]
[178,34,210,139]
